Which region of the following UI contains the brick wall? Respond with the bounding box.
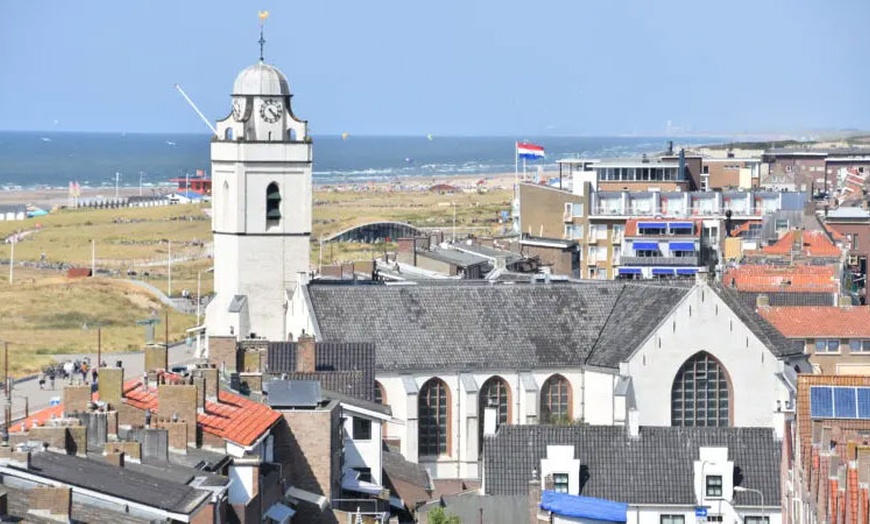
[242,349,265,373]
[297,335,316,373]
[28,486,71,520]
[190,501,216,524]
[200,367,219,401]
[165,421,188,453]
[157,384,198,447]
[67,426,87,456]
[63,385,91,415]
[144,345,168,372]
[104,449,125,467]
[118,401,146,427]
[98,367,124,408]
[106,440,141,462]
[28,426,69,452]
[209,336,239,372]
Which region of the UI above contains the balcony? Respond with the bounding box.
[611,234,623,244]
[619,255,699,266]
[563,212,573,223]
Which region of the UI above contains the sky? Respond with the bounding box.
[1,0,869,136]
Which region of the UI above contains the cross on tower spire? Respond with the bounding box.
[258,10,270,62]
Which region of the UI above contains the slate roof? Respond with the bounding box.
[18,451,211,514]
[483,425,781,507]
[382,450,432,508]
[712,284,805,358]
[306,280,691,372]
[419,249,489,268]
[267,342,375,401]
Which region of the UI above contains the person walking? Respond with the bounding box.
[39,375,45,390]
[48,371,55,390]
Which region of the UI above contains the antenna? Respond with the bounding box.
[174,84,218,136]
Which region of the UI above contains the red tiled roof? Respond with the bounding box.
[123,378,281,447]
[722,264,839,293]
[22,375,281,448]
[757,306,870,338]
[758,230,841,257]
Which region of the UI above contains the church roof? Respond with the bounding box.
[232,62,290,96]
[483,425,781,507]
[305,281,692,372]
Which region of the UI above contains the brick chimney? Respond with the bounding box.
[158,384,198,448]
[201,366,220,403]
[144,345,168,372]
[858,446,870,484]
[104,449,125,468]
[98,367,124,409]
[297,334,316,373]
[63,384,91,416]
[28,486,71,523]
[192,375,206,413]
[528,478,542,524]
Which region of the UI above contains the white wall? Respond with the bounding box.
[627,506,782,524]
[228,464,255,504]
[626,284,792,432]
[343,412,384,485]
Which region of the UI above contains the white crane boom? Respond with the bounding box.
[174,84,218,136]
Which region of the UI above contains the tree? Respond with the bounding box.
[428,507,461,524]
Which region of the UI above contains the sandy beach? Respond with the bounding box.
[0,171,560,208]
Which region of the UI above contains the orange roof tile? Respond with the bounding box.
[22,375,281,448]
[122,378,282,447]
[723,264,839,293]
[758,230,842,257]
[758,306,870,338]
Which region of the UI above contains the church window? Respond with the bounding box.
[541,374,572,423]
[266,182,281,226]
[479,376,511,450]
[671,352,731,427]
[419,378,450,456]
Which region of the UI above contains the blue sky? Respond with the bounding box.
[1,0,868,136]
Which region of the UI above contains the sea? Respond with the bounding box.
[0,131,726,189]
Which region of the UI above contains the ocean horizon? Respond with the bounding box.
[0,131,729,189]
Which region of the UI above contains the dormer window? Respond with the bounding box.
[705,475,723,497]
[553,473,569,493]
[266,182,281,227]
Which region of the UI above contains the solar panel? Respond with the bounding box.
[834,387,857,418]
[858,388,870,419]
[810,386,834,418]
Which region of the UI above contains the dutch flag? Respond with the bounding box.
[516,142,545,160]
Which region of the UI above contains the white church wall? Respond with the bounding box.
[626,284,790,431]
[580,370,616,425]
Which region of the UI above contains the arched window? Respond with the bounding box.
[374,381,386,405]
[225,127,234,140]
[671,352,731,427]
[418,378,450,457]
[541,374,572,423]
[288,128,297,141]
[266,182,281,227]
[479,376,511,449]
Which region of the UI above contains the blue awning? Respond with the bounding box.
[540,491,628,523]
[652,268,676,276]
[632,242,659,251]
[668,222,694,229]
[669,242,696,251]
[618,268,642,275]
[637,222,666,229]
[677,268,698,275]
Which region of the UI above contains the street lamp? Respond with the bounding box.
[733,486,765,524]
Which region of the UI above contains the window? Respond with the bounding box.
[541,375,572,423]
[640,226,667,235]
[572,203,584,217]
[352,417,372,440]
[374,381,386,405]
[815,339,841,353]
[671,352,731,427]
[745,517,770,524]
[661,516,686,524]
[354,467,372,483]
[850,340,870,353]
[266,182,281,226]
[479,376,511,450]
[553,473,569,493]
[635,249,662,258]
[419,378,450,456]
[564,224,584,241]
[706,475,723,497]
[706,516,723,523]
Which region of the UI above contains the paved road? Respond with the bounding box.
[4,341,199,423]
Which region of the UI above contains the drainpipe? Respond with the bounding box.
[456,376,461,479]
[516,372,522,425]
[580,368,586,422]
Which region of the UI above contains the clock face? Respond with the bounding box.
[232,98,246,121]
[259,98,284,123]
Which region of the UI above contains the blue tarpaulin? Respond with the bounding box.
[618,267,642,275]
[668,222,694,229]
[652,268,676,276]
[637,222,665,229]
[669,242,696,251]
[540,491,628,523]
[632,242,659,251]
[677,268,698,275]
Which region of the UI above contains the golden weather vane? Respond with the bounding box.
[258,11,270,62]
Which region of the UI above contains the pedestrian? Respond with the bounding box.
[49,371,55,390]
[92,367,98,384]
[39,375,45,390]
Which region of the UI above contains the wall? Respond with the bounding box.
[342,412,384,485]
[519,183,584,239]
[521,244,576,276]
[626,284,793,434]
[804,337,870,375]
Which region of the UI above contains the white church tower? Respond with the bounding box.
[206,31,312,342]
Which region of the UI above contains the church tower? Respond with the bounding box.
[206,54,312,341]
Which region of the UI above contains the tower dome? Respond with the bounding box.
[232,62,290,96]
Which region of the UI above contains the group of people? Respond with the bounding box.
[39,358,104,391]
